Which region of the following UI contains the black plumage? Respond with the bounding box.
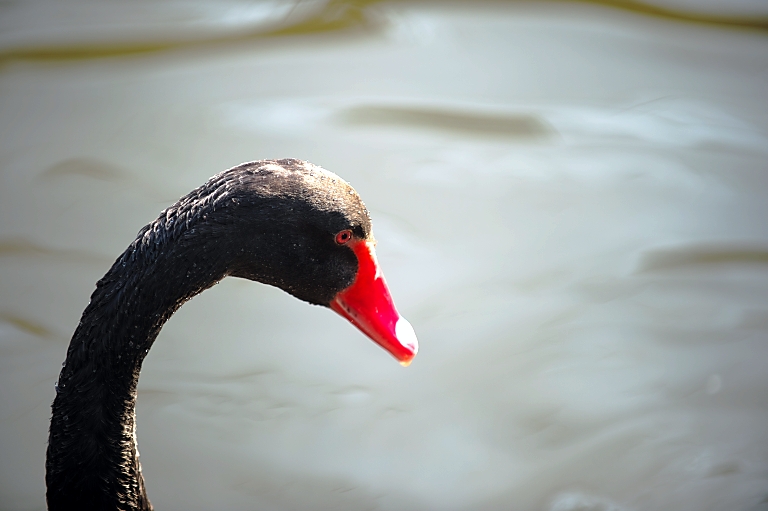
[46,159,374,510]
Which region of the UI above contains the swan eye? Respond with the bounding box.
[335,230,353,245]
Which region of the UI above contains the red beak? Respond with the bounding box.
[330,240,418,366]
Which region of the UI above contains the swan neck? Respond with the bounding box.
[46,210,230,510]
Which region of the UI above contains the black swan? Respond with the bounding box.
[45,159,418,510]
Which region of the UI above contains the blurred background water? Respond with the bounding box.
[1,1,768,510]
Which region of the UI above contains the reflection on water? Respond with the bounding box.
[340,104,554,138]
[638,244,768,271]
[1,1,768,510]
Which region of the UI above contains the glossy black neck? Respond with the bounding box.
[46,190,235,511]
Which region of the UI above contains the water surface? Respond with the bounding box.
[1,2,767,510]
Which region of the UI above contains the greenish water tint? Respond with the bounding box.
[1,0,766,65]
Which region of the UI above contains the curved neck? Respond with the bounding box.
[46,202,232,511]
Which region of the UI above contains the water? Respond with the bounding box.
[1,1,767,510]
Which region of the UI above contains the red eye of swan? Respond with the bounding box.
[335,230,353,245]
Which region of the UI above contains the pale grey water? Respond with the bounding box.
[1,1,768,510]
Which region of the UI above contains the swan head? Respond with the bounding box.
[216,159,418,365]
